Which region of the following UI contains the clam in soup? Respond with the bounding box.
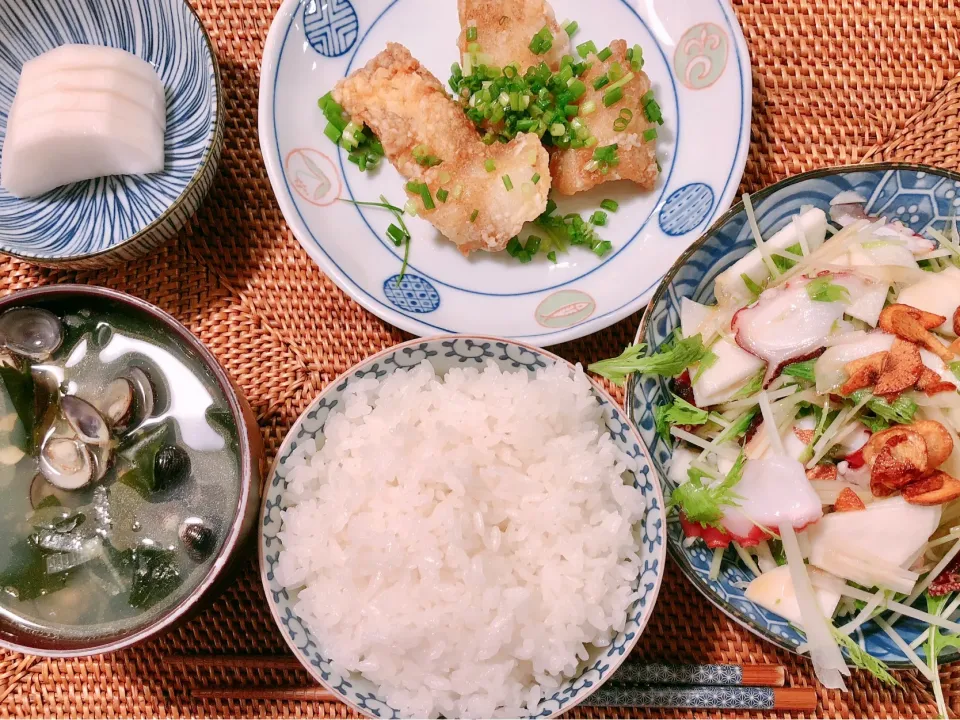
[0,304,240,640]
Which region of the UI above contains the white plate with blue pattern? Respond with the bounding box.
[627,163,960,668]
[259,0,750,346]
[259,336,667,718]
[0,0,223,268]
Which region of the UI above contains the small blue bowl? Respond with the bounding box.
[259,336,667,719]
[0,0,224,268]
[627,162,960,668]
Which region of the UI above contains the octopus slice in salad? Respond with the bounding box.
[590,192,960,702]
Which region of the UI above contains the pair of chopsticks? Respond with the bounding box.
[171,656,817,712]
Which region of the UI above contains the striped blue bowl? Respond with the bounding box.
[0,0,224,268]
[627,162,960,669]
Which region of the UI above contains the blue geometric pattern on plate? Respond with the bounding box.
[658,183,715,236]
[627,164,960,669]
[0,0,222,266]
[303,0,359,57]
[383,274,441,314]
[259,336,667,718]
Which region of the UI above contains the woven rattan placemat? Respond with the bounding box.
[2,0,960,717]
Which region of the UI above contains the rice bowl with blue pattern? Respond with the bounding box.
[259,335,666,719]
[0,0,224,268]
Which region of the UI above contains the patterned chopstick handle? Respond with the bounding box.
[590,684,774,710]
[612,663,743,687]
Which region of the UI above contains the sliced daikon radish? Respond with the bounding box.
[746,564,841,625]
[806,496,941,573]
[12,77,166,130]
[782,416,816,462]
[16,44,162,91]
[0,44,165,198]
[1,109,164,197]
[680,297,716,339]
[831,203,936,255]
[780,523,849,690]
[844,281,889,327]
[667,446,698,484]
[897,266,960,337]
[690,337,765,407]
[715,208,828,308]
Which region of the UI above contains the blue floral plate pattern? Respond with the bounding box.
[0,0,223,268]
[259,336,667,718]
[259,0,751,346]
[626,163,960,668]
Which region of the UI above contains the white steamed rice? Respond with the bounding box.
[276,361,645,718]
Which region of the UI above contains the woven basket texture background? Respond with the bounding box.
[2,0,960,717]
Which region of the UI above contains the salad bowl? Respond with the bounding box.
[0,0,224,268]
[259,335,666,718]
[627,162,960,668]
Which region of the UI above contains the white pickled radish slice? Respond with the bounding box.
[719,455,823,538]
[733,276,862,385]
[0,45,165,198]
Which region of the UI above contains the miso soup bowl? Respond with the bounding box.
[0,284,263,656]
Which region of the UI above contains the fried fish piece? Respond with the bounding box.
[334,43,550,255]
[550,40,659,196]
[457,0,568,72]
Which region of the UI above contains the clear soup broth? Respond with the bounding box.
[0,303,240,640]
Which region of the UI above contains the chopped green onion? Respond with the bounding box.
[532,173,541,184]
[484,159,496,172]
[323,123,342,143]
[438,170,451,184]
[563,20,579,37]
[550,122,565,136]
[506,236,523,257]
[580,100,596,115]
[597,46,612,62]
[529,26,554,55]
[603,87,623,107]
[600,199,619,212]
[386,223,406,246]
[607,62,624,82]
[567,79,587,99]
[502,174,514,191]
[592,240,613,256]
[643,127,658,142]
[466,26,477,42]
[436,188,449,203]
[576,40,598,58]
[470,209,479,222]
[590,210,608,226]
[547,251,557,263]
[592,74,610,90]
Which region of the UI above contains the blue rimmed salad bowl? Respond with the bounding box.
[626,162,960,668]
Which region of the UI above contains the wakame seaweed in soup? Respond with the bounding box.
[0,304,240,638]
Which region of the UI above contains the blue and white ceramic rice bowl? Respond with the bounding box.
[627,163,960,668]
[0,0,223,268]
[259,336,667,719]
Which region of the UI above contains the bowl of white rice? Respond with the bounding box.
[259,336,666,719]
